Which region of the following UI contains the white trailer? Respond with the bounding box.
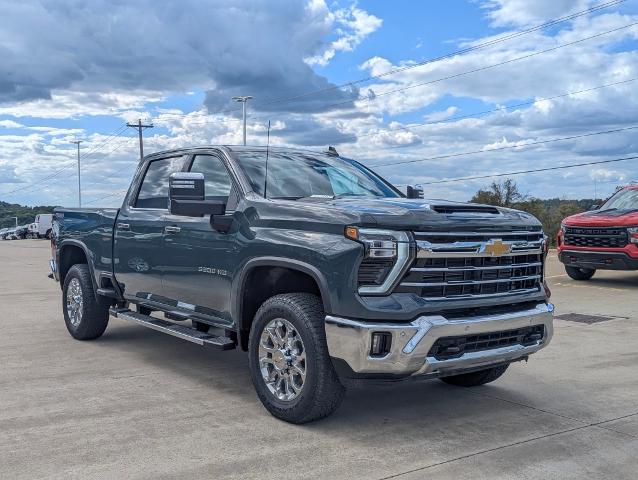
[33,214,53,238]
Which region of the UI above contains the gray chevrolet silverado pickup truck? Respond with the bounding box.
[51,145,554,423]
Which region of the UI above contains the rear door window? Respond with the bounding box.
[134,156,186,209]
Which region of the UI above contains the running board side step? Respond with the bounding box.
[109,307,235,350]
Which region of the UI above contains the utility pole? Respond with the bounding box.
[127,118,154,160]
[71,140,82,207]
[232,96,253,145]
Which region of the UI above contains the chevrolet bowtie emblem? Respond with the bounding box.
[481,239,511,257]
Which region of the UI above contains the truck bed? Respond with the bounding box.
[54,207,120,284]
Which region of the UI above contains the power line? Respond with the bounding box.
[319,21,638,112]
[71,140,83,207]
[420,154,638,185]
[0,124,128,197]
[83,189,127,206]
[155,1,627,127]
[369,125,638,168]
[339,77,638,147]
[73,136,138,192]
[168,19,637,135]
[252,0,627,109]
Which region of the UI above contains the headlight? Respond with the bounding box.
[627,227,638,244]
[345,227,411,295]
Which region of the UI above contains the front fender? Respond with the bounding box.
[232,256,334,323]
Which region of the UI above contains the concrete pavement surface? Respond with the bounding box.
[1,241,637,479]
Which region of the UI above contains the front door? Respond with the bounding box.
[113,155,187,303]
[160,152,240,325]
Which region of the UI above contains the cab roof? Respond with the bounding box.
[143,145,340,161]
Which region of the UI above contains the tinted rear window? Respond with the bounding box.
[135,156,186,209]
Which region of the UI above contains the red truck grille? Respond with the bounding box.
[563,227,628,248]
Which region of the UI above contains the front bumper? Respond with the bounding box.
[558,249,638,270]
[325,303,554,378]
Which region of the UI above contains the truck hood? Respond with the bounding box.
[255,196,541,232]
[563,208,638,227]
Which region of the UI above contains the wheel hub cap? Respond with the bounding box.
[65,278,83,327]
[258,318,306,402]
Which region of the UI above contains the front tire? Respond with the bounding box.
[248,293,345,424]
[62,264,110,340]
[440,364,509,387]
[565,265,595,281]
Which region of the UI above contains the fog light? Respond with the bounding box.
[370,332,392,357]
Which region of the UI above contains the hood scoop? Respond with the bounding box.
[431,204,500,215]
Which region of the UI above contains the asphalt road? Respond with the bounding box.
[1,241,637,479]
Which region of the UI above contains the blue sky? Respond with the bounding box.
[0,0,637,207]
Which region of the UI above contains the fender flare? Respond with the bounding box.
[232,256,333,332]
[58,239,99,297]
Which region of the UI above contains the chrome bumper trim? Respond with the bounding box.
[325,303,554,377]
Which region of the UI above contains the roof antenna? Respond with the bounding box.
[263,120,271,199]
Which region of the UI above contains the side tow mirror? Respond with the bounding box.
[169,172,226,217]
[406,185,424,199]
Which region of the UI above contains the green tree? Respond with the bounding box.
[471,179,590,246]
[0,201,56,228]
[471,179,528,207]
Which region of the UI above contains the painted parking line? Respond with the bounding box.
[552,282,626,292]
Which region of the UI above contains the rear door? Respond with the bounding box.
[160,152,241,324]
[113,155,187,303]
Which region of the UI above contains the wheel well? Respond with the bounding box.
[59,245,88,285]
[239,266,322,350]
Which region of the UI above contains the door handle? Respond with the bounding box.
[117,223,130,230]
[164,226,181,234]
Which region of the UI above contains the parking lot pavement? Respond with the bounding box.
[0,241,637,480]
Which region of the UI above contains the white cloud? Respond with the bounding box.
[1,1,638,206]
[305,6,382,66]
[424,106,459,122]
[0,119,23,128]
[483,0,594,27]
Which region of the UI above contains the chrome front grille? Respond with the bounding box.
[396,230,544,301]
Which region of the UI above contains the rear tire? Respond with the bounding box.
[565,265,595,281]
[248,293,345,424]
[62,264,110,340]
[440,364,509,387]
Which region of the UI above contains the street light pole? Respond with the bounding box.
[71,140,83,207]
[232,96,253,145]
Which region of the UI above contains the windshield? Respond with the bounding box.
[233,150,401,199]
[600,188,638,211]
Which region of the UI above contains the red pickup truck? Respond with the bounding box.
[558,185,638,280]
